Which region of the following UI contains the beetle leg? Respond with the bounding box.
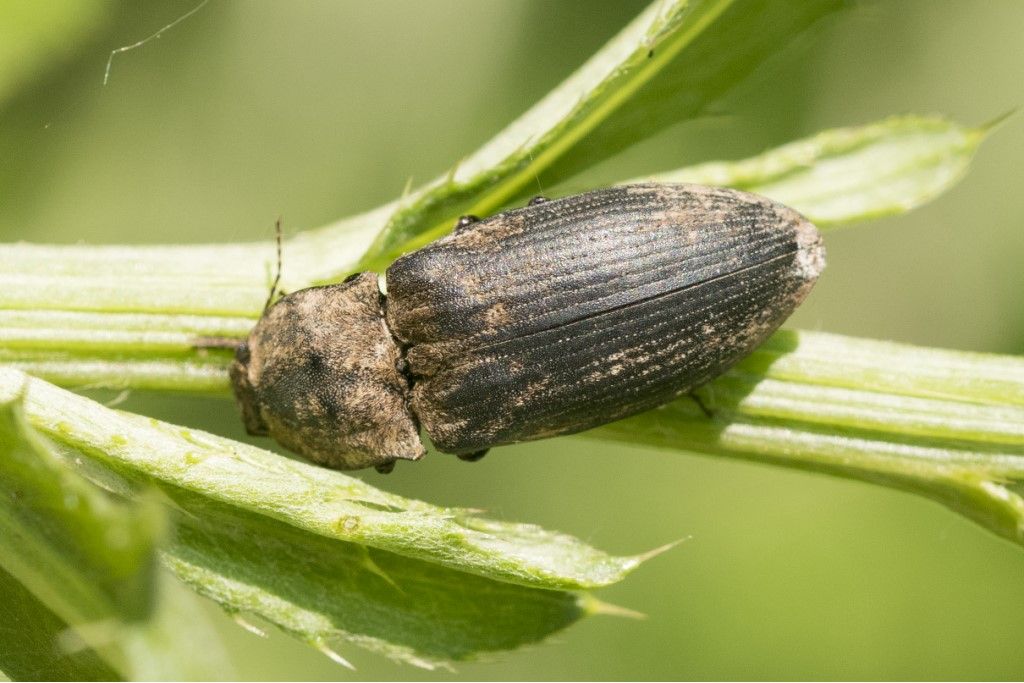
[457,449,489,462]
[688,390,714,419]
[454,215,479,233]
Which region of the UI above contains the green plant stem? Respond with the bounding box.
[3,112,1015,548]
[596,330,1024,545]
[0,116,989,394]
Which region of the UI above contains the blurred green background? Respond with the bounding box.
[2,1,1023,679]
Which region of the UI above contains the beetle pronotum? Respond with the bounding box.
[229,183,825,472]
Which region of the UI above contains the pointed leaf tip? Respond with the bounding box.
[315,640,356,671]
[580,595,648,620]
[633,537,690,565]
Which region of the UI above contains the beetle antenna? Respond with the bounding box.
[263,216,283,313]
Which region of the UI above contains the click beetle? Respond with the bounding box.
[229,183,825,472]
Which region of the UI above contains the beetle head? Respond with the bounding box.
[229,272,425,471]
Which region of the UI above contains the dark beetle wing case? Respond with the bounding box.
[385,184,824,454]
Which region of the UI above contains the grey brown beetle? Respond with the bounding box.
[229,183,825,472]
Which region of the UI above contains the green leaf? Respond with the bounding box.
[2,368,650,591]
[351,0,847,270]
[1,369,633,667]
[541,0,850,184]
[0,382,231,679]
[0,382,160,626]
[53,451,604,669]
[642,114,995,226]
[162,492,593,669]
[0,564,119,681]
[594,330,1024,548]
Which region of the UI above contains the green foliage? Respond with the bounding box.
[596,330,1024,545]
[0,383,160,624]
[0,385,229,679]
[0,386,155,679]
[0,564,119,681]
[351,0,848,270]
[164,495,591,669]
[1,0,1020,675]
[2,367,637,668]
[645,115,992,227]
[0,116,989,394]
[7,368,645,590]
[540,0,850,183]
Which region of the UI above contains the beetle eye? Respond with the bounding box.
[235,342,251,363]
